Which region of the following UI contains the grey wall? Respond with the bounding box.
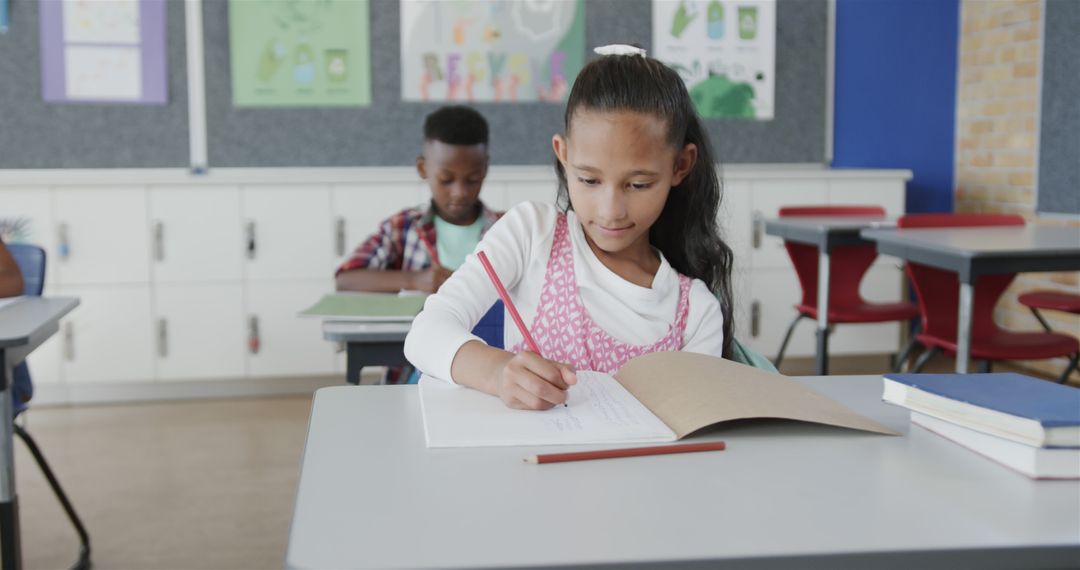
[0,0,829,169]
[0,0,189,168]
[1036,0,1079,215]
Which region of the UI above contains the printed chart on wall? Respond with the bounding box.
[652,0,775,119]
[39,0,168,104]
[401,0,585,103]
[229,0,371,107]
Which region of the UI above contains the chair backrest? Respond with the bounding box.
[779,205,886,310]
[897,213,1025,341]
[7,243,46,297]
[5,243,45,415]
[471,300,505,349]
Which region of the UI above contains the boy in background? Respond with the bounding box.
[335,106,502,383]
[336,105,501,293]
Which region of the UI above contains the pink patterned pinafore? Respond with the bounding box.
[510,214,692,373]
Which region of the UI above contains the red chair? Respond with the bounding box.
[1018,290,1080,382]
[898,213,1080,380]
[774,205,920,368]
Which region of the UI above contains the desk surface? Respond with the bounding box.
[287,377,1080,569]
[764,217,895,249]
[0,297,79,349]
[862,226,1080,258]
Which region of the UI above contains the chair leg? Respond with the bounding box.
[891,334,920,373]
[1029,307,1053,332]
[13,424,91,570]
[1058,353,1080,384]
[773,314,806,369]
[911,346,940,373]
[977,360,992,373]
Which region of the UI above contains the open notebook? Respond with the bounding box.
[419,351,896,448]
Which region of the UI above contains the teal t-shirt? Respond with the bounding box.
[434,214,485,270]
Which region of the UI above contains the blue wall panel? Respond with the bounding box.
[833,0,959,213]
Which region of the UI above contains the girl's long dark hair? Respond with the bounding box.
[555,54,736,358]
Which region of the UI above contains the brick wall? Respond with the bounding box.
[954,0,1079,382]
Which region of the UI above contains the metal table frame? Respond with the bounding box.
[321,321,411,384]
[861,225,1080,373]
[0,297,79,570]
[764,217,896,375]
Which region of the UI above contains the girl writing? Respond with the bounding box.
[404,46,735,410]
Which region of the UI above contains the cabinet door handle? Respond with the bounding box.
[63,321,75,361]
[248,315,260,354]
[58,222,71,260]
[246,221,257,260]
[157,318,168,358]
[335,217,346,257]
[154,221,165,262]
[751,211,763,249]
[751,301,761,338]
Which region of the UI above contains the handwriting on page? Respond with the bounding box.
[544,371,667,435]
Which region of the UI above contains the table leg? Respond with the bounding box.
[345,342,410,385]
[816,250,831,375]
[0,353,22,570]
[346,343,362,385]
[956,282,974,374]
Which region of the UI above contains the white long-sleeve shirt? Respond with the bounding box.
[404,201,725,382]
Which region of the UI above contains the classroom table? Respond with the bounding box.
[763,217,897,375]
[0,296,79,570]
[321,321,411,385]
[862,225,1080,374]
[286,376,1080,569]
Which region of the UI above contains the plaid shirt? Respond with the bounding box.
[337,201,502,275]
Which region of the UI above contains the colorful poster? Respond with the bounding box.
[229,0,371,107]
[39,0,167,104]
[652,0,775,119]
[400,0,585,103]
[1,0,9,34]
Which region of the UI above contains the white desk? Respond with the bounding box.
[862,225,1080,373]
[0,297,79,570]
[287,376,1080,569]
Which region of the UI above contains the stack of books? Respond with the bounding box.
[883,373,1079,480]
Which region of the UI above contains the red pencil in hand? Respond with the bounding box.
[476,250,542,356]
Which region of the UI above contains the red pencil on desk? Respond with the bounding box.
[476,250,542,356]
[524,441,727,464]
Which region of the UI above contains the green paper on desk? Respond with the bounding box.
[299,293,427,322]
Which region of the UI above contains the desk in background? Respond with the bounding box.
[862,225,1080,374]
[287,376,1080,569]
[0,297,79,570]
[321,321,411,385]
[764,217,897,374]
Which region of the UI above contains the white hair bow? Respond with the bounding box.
[593,44,647,57]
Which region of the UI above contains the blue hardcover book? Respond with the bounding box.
[883,373,1080,448]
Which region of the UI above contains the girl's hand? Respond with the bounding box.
[493,352,578,410]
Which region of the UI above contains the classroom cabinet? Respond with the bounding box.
[154,284,246,380]
[149,186,244,283]
[245,280,336,377]
[52,187,151,285]
[330,182,427,266]
[54,284,156,383]
[242,186,335,281]
[0,167,909,402]
[0,188,57,286]
[746,180,829,270]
